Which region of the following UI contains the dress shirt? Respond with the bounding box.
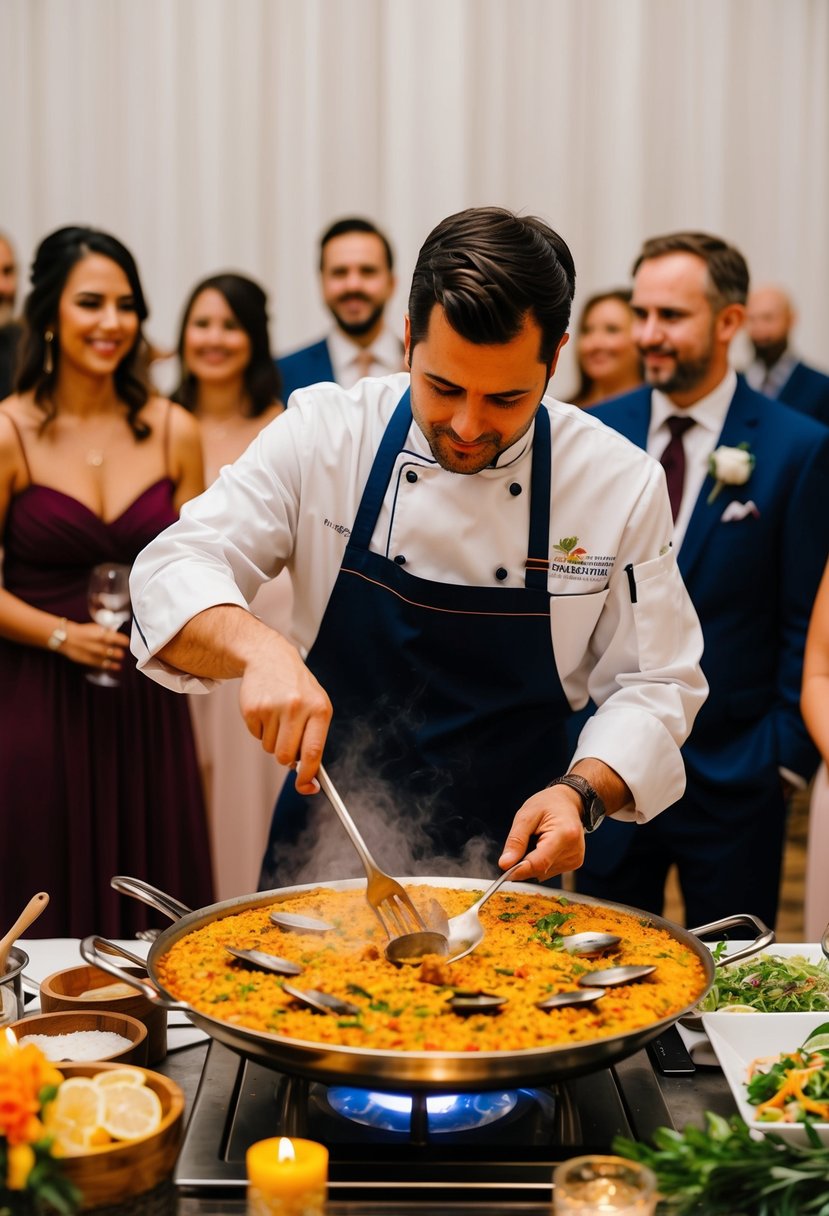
[744,351,798,398]
[131,373,707,824]
[328,326,404,388]
[646,370,737,549]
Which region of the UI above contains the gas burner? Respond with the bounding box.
[322,1086,527,1134]
[174,1039,690,1205]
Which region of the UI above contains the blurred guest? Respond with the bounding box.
[571,289,642,407]
[800,560,829,939]
[580,232,829,929]
[0,231,22,400]
[174,272,293,898]
[745,284,829,424]
[0,225,213,937]
[277,217,403,401]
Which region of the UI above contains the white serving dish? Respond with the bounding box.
[702,1011,829,1146]
[711,942,825,965]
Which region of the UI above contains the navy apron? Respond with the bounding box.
[259,389,572,888]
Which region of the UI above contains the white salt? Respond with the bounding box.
[19,1031,132,1061]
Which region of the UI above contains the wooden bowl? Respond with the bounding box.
[40,964,167,1063]
[10,1009,148,1065]
[54,1061,184,1211]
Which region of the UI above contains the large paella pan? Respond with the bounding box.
[81,875,771,1091]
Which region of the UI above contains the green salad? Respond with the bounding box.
[747,1021,829,1124]
[698,952,829,1013]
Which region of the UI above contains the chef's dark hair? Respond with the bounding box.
[173,272,283,417]
[16,225,151,437]
[407,207,576,367]
[633,232,749,310]
[319,217,394,273]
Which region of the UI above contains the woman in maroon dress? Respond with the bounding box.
[0,226,214,937]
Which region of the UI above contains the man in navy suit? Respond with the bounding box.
[579,232,829,929]
[744,284,829,425]
[277,217,404,402]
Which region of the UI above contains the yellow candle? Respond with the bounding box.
[246,1137,328,1216]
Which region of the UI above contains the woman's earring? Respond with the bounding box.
[43,329,55,375]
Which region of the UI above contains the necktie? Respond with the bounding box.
[354,348,374,379]
[659,415,695,523]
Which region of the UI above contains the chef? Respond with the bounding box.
[131,207,707,887]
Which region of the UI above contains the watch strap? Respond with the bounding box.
[547,773,606,833]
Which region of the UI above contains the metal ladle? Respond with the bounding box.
[384,863,524,967]
[225,947,302,976]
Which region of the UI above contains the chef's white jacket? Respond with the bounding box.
[131,374,707,822]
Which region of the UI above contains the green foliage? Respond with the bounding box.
[615,1112,829,1215]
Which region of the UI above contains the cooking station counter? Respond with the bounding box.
[165,1031,737,1215]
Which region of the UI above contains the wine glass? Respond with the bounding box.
[86,562,131,687]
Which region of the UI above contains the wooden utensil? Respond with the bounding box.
[0,891,49,974]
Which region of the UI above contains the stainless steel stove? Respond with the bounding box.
[175,1033,732,1207]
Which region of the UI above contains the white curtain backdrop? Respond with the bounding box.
[1,0,827,397]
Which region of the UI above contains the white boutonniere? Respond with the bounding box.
[707,442,755,504]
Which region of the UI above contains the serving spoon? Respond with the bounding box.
[270,911,334,934]
[384,863,524,967]
[536,987,607,1011]
[281,982,360,1017]
[225,947,302,976]
[578,965,656,987]
[560,932,622,957]
[821,920,829,963]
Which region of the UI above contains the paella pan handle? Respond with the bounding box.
[687,912,774,967]
[79,935,189,1011]
[110,875,193,922]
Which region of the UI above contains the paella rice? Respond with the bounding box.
[156,886,708,1053]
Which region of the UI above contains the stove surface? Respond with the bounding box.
[175,1039,679,1205]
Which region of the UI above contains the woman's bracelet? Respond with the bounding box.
[47,617,69,651]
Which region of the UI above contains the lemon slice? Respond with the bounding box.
[94,1067,146,1089]
[100,1082,163,1141]
[44,1078,106,1155]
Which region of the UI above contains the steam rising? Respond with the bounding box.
[260,722,503,889]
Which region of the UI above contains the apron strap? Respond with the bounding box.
[350,390,414,550]
[525,406,552,590]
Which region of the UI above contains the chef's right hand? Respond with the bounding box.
[238,632,333,794]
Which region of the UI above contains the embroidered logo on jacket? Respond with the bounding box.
[551,536,612,580]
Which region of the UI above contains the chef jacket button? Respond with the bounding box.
[394,555,407,565]
[406,470,418,483]
[509,482,522,496]
[495,567,508,581]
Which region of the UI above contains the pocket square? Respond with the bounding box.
[720,499,760,522]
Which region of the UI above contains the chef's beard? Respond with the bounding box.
[411,390,536,476]
[0,297,15,327]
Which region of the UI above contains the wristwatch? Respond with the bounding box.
[47,617,68,651]
[547,774,606,833]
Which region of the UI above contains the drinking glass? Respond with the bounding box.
[86,562,131,687]
[553,1155,657,1215]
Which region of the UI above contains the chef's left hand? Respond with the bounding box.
[498,785,586,881]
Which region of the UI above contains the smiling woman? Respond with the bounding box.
[0,225,214,938]
[172,273,293,899]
